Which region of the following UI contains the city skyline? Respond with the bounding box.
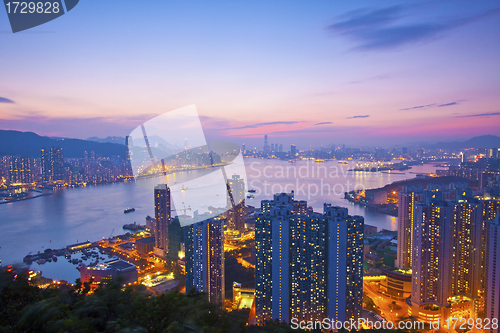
[1,1,500,330]
[1,1,500,146]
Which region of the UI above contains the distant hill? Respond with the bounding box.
[430,135,500,150]
[0,130,127,158]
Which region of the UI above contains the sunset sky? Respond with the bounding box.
[1,0,500,148]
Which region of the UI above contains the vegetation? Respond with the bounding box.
[224,256,255,300]
[0,269,302,333]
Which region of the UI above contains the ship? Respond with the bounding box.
[248,189,256,193]
[246,194,255,199]
[124,207,135,214]
[123,222,146,231]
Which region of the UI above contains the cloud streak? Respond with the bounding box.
[222,121,301,130]
[314,122,333,125]
[328,5,500,51]
[455,112,500,118]
[346,115,369,119]
[400,100,463,111]
[0,97,15,103]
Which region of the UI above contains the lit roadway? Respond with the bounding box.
[363,281,409,324]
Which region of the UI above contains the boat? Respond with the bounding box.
[124,207,135,214]
[123,222,146,231]
[338,160,348,164]
[246,194,254,199]
[248,189,256,193]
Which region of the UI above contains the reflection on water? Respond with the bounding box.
[0,157,444,280]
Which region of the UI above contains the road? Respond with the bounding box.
[363,281,409,323]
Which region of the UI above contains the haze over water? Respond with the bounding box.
[0,158,444,281]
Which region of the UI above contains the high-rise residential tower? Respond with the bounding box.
[8,156,32,184]
[397,185,423,270]
[409,185,490,323]
[255,192,363,324]
[411,200,454,314]
[41,147,63,182]
[184,216,225,306]
[154,184,171,257]
[486,215,500,333]
[226,174,246,231]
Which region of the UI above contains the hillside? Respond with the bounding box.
[0,130,127,158]
[430,135,500,150]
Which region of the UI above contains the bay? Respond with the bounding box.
[0,158,444,282]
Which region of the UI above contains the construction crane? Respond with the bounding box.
[172,206,192,216]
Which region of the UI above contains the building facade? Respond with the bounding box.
[154,184,171,257]
[226,174,246,231]
[397,185,423,270]
[407,184,498,323]
[255,192,363,324]
[41,147,63,182]
[486,215,500,333]
[184,216,225,306]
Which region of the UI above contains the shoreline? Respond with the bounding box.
[0,191,52,205]
[344,174,472,217]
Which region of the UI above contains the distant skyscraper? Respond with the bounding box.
[397,185,423,270]
[242,143,246,155]
[290,144,296,157]
[226,174,245,231]
[8,156,31,184]
[263,135,270,153]
[255,192,363,324]
[41,148,50,182]
[41,147,63,182]
[486,215,500,333]
[125,135,133,174]
[154,184,171,257]
[184,216,225,306]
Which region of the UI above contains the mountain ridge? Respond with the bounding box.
[0,130,127,158]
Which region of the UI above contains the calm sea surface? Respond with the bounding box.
[0,158,444,282]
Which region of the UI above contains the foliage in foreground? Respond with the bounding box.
[0,269,299,333]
